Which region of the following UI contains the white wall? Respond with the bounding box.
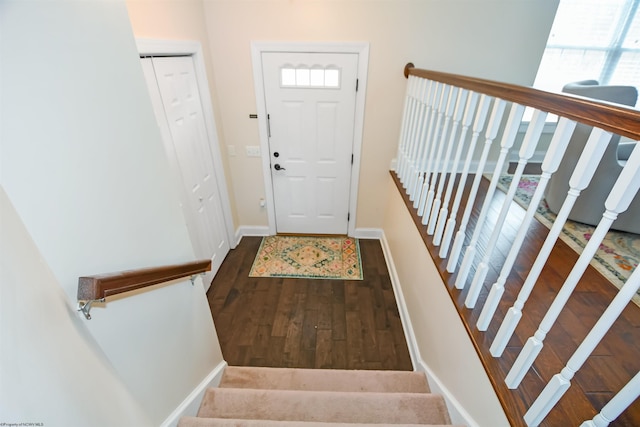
[202,0,559,230]
[1,1,224,425]
[0,188,151,426]
[382,175,510,427]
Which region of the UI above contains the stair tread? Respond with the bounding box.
[197,388,451,425]
[179,416,462,426]
[220,366,430,393]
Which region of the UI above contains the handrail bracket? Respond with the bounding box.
[77,298,105,320]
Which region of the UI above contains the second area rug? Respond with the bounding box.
[249,235,363,280]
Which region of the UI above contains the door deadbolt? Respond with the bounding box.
[273,152,279,157]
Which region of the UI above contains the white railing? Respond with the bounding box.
[395,64,640,426]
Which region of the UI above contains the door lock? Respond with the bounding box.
[274,164,286,171]
[273,152,279,157]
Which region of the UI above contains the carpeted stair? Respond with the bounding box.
[178,366,463,426]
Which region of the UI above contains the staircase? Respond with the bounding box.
[178,366,462,426]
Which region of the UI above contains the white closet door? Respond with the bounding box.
[141,56,229,287]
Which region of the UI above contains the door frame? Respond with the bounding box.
[137,39,236,252]
[251,41,370,236]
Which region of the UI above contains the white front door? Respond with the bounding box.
[141,56,230,284]
[262,52,358,235]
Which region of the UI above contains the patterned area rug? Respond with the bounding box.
[249,236,363,280]
[496,174,640,305]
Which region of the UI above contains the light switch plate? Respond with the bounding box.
[246,146,261,157]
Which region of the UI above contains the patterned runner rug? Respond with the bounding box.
[249,235,363,280]
[496,174,640,306]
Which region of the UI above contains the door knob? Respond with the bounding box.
[274,164,286,171]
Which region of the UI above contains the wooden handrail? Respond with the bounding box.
[404,63,640,141]
[77,259,211,301]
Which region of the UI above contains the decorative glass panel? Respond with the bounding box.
[281,68,296,86]
[280,66,341,88]
[325,69,340,87]
[295,68,310,86]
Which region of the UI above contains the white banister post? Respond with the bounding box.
[476,117,577,330]
[406,79,432,192]
[446,101,522,286]
[408,80,438,200]
[440,94,492,269]
[396,76,418,182]
[427,88,469,232]
[448,98,511,281]
[461,108,546,300]
[394,76,412,173]
[422,87,458,221]
[580,371,640,427]
[525,264,640,426]
[435,91,479,250]
[506,140,640,389]
[490,127,613,357]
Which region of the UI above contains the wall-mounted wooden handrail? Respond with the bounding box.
[404,63,640,141]
[77,259,211,310]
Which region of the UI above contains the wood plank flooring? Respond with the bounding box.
[391,171,640,427]
[207,237,413,371]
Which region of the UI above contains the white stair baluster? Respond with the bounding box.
[417,85,456,218]
[395,76,415,176]
[435,91,479,250]
[400,77,426,186]
[398,76,419,183]
[439,94,492,265]
[427,89,469,232]
[506,139,640,389]
[525,264,640,426]
[447,98,508,276]
[404,78,430,190]
[580,371,640,427]
[412,83,444,203]
[446,101,522,284]
[460,108,546,299]
[490,127,613,357]
[476,117,577,330]
[408,81,437,200]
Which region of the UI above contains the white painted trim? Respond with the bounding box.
[137,38,237,250]
[160,361,227,427]
[234,226,270,246]
[379,232,420,370]
[250,41,370,236]
[416,359,481,427]
[379,231,480,427]
[353,227,383,240]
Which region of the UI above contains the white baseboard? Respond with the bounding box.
[160,361,227,427]
[352,228,383,239]
[416,359,480,427]
[379,231,479,427]
[378,231,420,370]
[234,226,270,245]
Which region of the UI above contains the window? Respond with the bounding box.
[280,66,341,88]
[533,0,640,105]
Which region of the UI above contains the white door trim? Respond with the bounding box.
[136,38,236,250]
[251,41,370,236]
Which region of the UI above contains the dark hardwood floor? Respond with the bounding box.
[392,172,640,427]
[207,237,413,371]
[205,171,640,426]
